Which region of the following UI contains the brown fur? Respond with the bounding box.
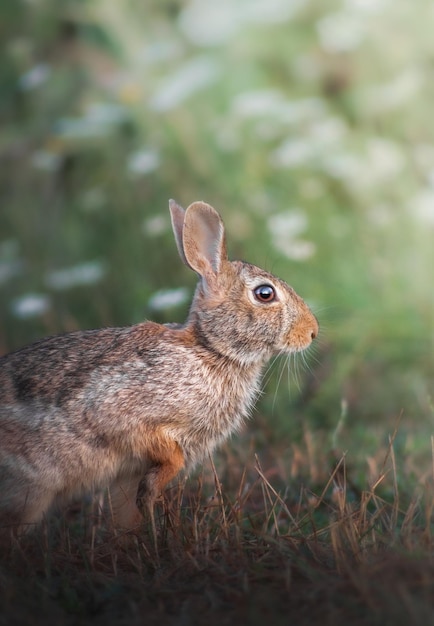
[0,200,318,539]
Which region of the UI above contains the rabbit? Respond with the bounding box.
[0,200,318,540]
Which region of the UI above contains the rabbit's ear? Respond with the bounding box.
[182,202,228,282]
[169,199,189,266]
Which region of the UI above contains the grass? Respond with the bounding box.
[1,430,433,625]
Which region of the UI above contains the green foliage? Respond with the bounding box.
[0,0,433,472]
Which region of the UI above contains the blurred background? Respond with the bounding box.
[1,0,433,479]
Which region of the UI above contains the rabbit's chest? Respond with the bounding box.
[162,360,263,462]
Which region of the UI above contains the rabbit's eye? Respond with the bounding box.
[253,284,276,303]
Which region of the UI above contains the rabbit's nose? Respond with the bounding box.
[310,317,319,341]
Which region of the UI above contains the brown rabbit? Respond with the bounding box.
[0,200,318,539]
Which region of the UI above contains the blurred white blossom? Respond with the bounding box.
[322,153,361,183]
[19,63,50,91]
[179,0,307,46]
[87,103,128,125]
[32,150,62,172]
[232,89,284,118]
[56,103,129,139]
[11,293,51,319]
[316,11,366,52]
[268,211,315,261]
[127,149,160,176]
[149,56,220,112]
[148,287,189,311]
[365,139,405,181]
[270,117,346,169]
[232,91,325,125]
[310,117,347,145]
[139,40,181,64]
[278,98,325,124]
[361,69,424,114]
[411,189,434,226]
[268,211,307,239]
[270,139,315,168]
[323,139,405,188]
[45,261,106,290]
[143,215,168,236]
[345,0,391,13]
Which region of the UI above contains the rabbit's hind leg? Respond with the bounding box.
[0,486,55,542]
[107,476,144,532]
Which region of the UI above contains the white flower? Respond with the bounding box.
[411,189,434,226]
[365,139,405,182]
[323,139,405,188]
[143,215,168,236]
[179,0,241,46]
[139,40,181,65]
[179,0,307,46]
[310,117,347,145]
[361,69,424,115]
[148,288,189,311]
[270,139,315,168]
[316,11,366,52]
[322,153,361,183]
[344,0,391,14]
[270,116,346,169]
[87,103,128,125]
[232,91,325,125]
[268,211,316,261]
[127,149,160,176]
[56,103,129,139]
[11,294,51,319]
[149,56,220,112]
[268,211,307,239]
[232,90,284,119]
[45,261,106,290]
[32,150,62,172]
[19,63,50,91]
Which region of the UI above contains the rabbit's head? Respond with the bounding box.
[170,200,318,367]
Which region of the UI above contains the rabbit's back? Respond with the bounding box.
[1,326,147,404]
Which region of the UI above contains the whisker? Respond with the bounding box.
[261,352,282,389]
[272,351,288,413]
[286,354,292,397]
[293,354,302,392]
[302,345,322,380]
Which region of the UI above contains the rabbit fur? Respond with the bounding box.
[0,200,318,538]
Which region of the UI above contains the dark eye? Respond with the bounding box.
[253,284,276,303]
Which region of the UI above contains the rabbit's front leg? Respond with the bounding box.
[136,439,185,546]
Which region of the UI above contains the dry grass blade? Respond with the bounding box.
[2,432,434,625]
